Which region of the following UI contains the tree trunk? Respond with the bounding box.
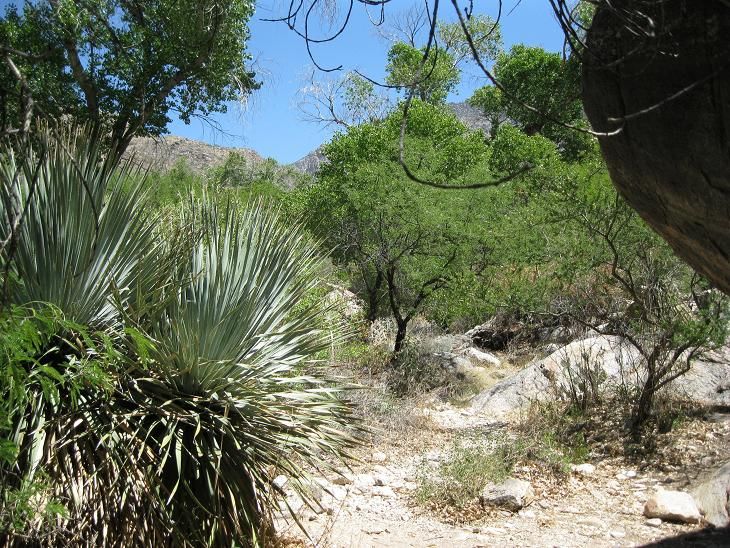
[393,320,408,354]
[631,374,657,441]
[366,271,383,323]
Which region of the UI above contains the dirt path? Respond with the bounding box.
[276,405,730,548]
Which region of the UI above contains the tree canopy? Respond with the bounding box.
[0,0,259,156]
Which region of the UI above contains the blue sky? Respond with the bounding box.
[1,0,566,163]
[168,1,566,163]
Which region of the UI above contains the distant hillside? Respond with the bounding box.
[447,101,492,135]
[126,102,490,179]
[124,136,265,173]
[290,101,491,176]
[292,146,327,176]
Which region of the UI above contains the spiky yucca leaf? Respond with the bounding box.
[0,130,157,326]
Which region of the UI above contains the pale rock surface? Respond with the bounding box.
[690,459,730,527]
[572,463,596,476]
[643,489,702,524]
[471,336,730,419]
[466,347,501,366]
[480,478,535,512]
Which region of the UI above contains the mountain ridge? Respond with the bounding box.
[127,102,489,178]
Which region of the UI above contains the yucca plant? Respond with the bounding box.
[0,129,160,325]
[0,129,360,546]
[123,198,360,546]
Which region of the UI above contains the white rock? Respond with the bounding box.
[354,474,375,489]
[372,486,396,498]
[371,451,387,463]
[325,485,348,501]
[609,530,626,539]
[273,475,288,489]
[644,490,702,524]
[480,478,534,511]
[466,347,501,366]
[571,463,596,476]
[645,518,662,527]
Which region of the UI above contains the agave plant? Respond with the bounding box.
[0,130,359,546]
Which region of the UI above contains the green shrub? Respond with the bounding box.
[416,438,511,510]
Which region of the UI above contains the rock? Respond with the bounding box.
[690,460,730,527]
[472,335,730,419]
[323,284,364,319]
[645,518,663,528]
[480,478,534,512]
[332,473,353,486]
[273,475,288,489]
[609,530,626,539]
[583,0,730,295]
[372,486,396,498]
[571,463,596,476]
[471,336,638,419]
[371,451,387,463]
[578,517,604,528]
[644,490,702,524]
[466,347,501,366]
[354,474,376,489]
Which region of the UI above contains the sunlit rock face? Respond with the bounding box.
[582,0,730,293]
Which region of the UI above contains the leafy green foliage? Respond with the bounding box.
[1,0,259,155]
[299,101,495,351]
[386,42,459,104]
[438,15,502,65]
[469,45,591,159]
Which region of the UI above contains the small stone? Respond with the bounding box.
[374,475,389,487]
[273,475,288,489]
[371,451,387,463]
[645,518,662,527]
[466,347,501,366]
[644,489,702,524]
[354,474,375,489]
[571,463,596,476]
[480,478,534,512]
[609,530,626,539]
[332,474,353,485]
[626,470,637,478]
[519,509,536,519]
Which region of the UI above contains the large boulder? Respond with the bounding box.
[471,335,730,419]
[691,460,730,527]
[471,335,638,418]
[583,0,730,294]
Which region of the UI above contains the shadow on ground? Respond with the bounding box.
[642,525,730,547]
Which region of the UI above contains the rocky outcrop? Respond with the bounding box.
[471,335,730,419]
[447,102,492,135]
[583,0,730,294]
[292,146,328,175]
[124,135,264,173]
